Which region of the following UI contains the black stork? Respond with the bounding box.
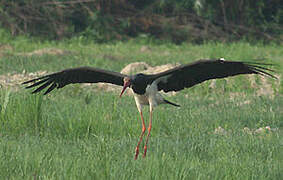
[22,59,276,159]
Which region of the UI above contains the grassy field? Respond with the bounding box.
[0,35,282,179]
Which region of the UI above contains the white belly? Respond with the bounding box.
[134,94,149,105]
[133,84,165,113]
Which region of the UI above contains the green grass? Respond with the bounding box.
[0,91,282,179]
[0,37,282,179]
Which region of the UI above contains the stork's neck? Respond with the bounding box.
[132,84,148,95]
[130,73,152,95]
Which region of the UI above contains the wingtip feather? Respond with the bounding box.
[247,65,277,79]
[43,83,57,95]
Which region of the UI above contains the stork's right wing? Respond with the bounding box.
[23,67,127,95]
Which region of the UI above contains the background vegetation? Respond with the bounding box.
[0,0,282,43]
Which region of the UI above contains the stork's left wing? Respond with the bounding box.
[150,59,276,93]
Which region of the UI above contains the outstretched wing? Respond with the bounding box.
[23,67,127,95]
[150,59,276,93]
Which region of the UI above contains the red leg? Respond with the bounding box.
[143,109,152,158]
[134,111,146,160]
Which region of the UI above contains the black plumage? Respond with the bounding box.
[23,59,275,95]
[23,67,126,95]
[149,60,276,92]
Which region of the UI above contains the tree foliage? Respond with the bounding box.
[0,0,282,43]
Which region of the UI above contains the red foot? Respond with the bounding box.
[143,145,147,158]
[134,147,139,160]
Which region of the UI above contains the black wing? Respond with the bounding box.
[150,59,276,93]
[22,67,127,95]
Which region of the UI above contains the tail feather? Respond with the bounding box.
[164,99,180,107]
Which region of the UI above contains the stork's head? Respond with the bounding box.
[120,77,131,97]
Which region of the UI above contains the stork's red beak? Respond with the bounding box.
[120,78,130,98]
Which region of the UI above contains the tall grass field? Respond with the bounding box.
[0,37,282,179]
